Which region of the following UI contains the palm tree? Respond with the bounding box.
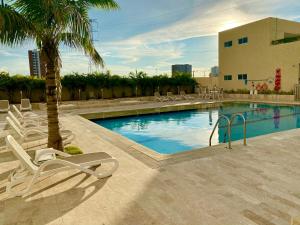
[129,70,147,79]
[0,0,118,150]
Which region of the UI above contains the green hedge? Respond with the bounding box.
[61,72,196,89]
[0,72,197,102]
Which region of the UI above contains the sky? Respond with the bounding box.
[1,0,300,77]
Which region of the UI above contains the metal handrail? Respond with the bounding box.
[230,113,247,146]
[209,115,231,149]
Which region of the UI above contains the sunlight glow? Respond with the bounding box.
[219,20,240,31]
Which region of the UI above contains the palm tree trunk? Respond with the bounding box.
[42,42,63,150]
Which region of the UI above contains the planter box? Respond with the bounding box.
[225,93,295,102]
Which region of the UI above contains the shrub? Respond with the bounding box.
[64,145,83,155]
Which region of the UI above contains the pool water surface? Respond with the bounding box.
[93,103,300,154]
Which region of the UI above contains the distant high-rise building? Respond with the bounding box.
[172,64,192,76]
[210,66,219,77]
[28,49,46,78]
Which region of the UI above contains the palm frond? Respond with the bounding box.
[0,4,34,45]
[60,32,104,67]
[81,0,119,9]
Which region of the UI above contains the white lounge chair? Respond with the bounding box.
[20,99,32,111]
[203,88,213,99]
[13,105,38,118]
[12,105,47,126]
[197,87,205,99]
[180,91,194,100]
[154,92,168,102]
[8,110,59,131]
[0,100,10,113]
[5,116,74,149]
[166,92,181,101]
[217,88,224,99]
[8,111,48,132]
[5,135,119,197]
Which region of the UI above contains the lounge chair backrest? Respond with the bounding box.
[21,99,31,109]
[6,117,23,139]
[12,105,23,119]
[0,100,9,109]
[154,92,160,97]
[6,135,38,174]
[199,87,205,94]
[8,111,22,130]
[167,92,173,96]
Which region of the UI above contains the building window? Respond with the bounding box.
[224,41,232,48]
[238,37,248,45]
[238,74,247,80]
[224,75,232,81]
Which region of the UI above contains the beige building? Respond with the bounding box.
[219,17,300,92]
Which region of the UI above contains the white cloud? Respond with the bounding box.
[101,42,184,63]
[96,0,300,74]
[110,1,265,46]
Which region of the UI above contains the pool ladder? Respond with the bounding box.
[209,113,247,149]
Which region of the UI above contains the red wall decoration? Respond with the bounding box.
[274,68,281,91]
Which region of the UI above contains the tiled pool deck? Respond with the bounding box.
[2,98,300,225]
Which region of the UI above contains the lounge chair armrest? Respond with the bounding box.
[22,120,40,127]
[39,148,71,157]
[24,115,47,123]
[38,158,117,179]
[35,148,71,162]
[23,128,47,138]
[39,159,86,173]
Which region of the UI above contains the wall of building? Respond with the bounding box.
[194,77,219,89]
[219,17,300,92]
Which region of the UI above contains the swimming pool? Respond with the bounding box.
[93,103,300,154]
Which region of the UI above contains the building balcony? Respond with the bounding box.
[272,35,300,45]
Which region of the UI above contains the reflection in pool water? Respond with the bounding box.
[93,103,300,154]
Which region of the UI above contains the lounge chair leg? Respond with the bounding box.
[95,158,119,179]
[7,175,33,197]
[6,165,41,197]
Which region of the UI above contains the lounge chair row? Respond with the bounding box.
[1,107,119,197]
[197,88,224,100]
[154,91,195,102]
[0,99,32,113]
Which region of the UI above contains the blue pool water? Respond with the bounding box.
[93,103,300,154]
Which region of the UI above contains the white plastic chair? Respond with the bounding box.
[5,116,74,149]
[12,105,43,121]
[166,92,181,101]
[20,99,32,111]
[180,91,194,100]
[5,135,119,197]
[154,92,168,102]
[0,100,10,113]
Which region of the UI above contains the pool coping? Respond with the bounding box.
[81,100,225,120]
[78,99,300,166]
